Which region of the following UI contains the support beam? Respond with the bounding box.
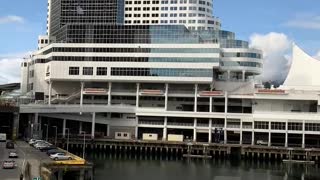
[285,121,288,148]
[136,83,140,107]
[163,117,167,141]
[193,118,197,142]
[164,83,169,111]
[240,119,243,145]
[227,70,231,81]
[12,113,19,140]
[107,125,110,137]
[224,91,228,144]
[208,119,212,143]
[79,122,83,134]
[194,84,198,112]
[91,112,96,139]
[108,82,112,105]
[302,120,305,148]
[242,70,246,81]
[48,81,52,105]
[135,116,139,139]
[80,82,84,106]
[209,97,213,113]
[268,121,271,147]
[62,119,66,138]
[251,121,255,145]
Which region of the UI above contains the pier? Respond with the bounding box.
[56,138,320,163]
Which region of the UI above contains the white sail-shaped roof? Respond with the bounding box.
[283,44,320,90]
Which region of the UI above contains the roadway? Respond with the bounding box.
[0,141,51,180]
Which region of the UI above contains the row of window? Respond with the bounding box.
[51,56,219,63]
[125,0,211,5]
[222,52,262,59]
[69,67,108,76]
[111,68,212,77]
[254,122,320,131]
[220,61,262,68]
[43,47,220,54]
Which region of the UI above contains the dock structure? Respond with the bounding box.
[57,138,320,163]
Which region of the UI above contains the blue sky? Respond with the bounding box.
[0,0,319,54]
[0,0,320,83]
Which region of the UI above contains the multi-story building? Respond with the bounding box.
[17,0,320,149]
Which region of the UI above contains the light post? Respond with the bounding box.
[44,124,49,141]
[80,131,86,159]
[65,128,70,152]
[52,126,57,145]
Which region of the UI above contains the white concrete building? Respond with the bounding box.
[17,0,320,149]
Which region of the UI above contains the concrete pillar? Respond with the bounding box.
[268,121,271,147]
[135,116,139,139]
[62,119,66,138]
[302,120,305,148]
[194,84,198,112]
[107,125,110,137]
[79,122,83,134]
[163,117,167,141]
[80,82,84,106]
[209,97,213,113]
[193,118,197,142]
[227,70,231,81]
[58,170,63,180]
[79,169,85,180]
[108,82,112,105]
[285,121,288,147]
[48,81,52,105]
[242,70,246,81]
[12,113,19,140]
[224,91,228,144]
[251,130,255,146]
[136,83,140,107]
[208,119,212,143]
[91,112,96,139]
[164,83,169,110]
[240,119,243,145]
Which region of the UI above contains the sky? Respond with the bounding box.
[0,0,320,83]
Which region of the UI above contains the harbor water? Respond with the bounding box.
[85,153,320,180]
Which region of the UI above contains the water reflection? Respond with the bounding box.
[83,152,319,180]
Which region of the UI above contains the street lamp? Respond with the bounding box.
[80,131,86,159]
[52,126,57,146]
[44,124,48,141]
[65,128,70,152]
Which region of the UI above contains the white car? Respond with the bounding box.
[34,142,51,149]
[9,151,18,158]
[28,139,39,145]
[50,153,73,161]
[256,140,268,146]
[30,140,46,146]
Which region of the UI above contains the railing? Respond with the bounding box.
[227,124,240,128]
[167,122,193,127]
[138,121,164,125]
[197,123,209,127]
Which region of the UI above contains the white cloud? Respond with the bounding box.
[249,32,292,82]
[0,15,24,25]
[314,50,320,60]
[285,14,320,30]
[0,52,31,85]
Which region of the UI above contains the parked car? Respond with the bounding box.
[39,145,57,152]
[28,139,39,145]
[47,149,64,156]
[31,140,47,147]
[2,160,16,169]
[6,142,14,149]
[35,142,51,149]
[9,151,18,158]
[256,140,268,146]
[50,153,72,161]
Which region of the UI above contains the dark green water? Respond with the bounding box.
[85,153,320,180]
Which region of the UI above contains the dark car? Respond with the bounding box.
[39,145,57,152]
[6,142,14,149]
[47,149,63,156]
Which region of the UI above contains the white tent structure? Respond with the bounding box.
[283,44,320,90]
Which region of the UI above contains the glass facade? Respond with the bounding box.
[111,68,212,77]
